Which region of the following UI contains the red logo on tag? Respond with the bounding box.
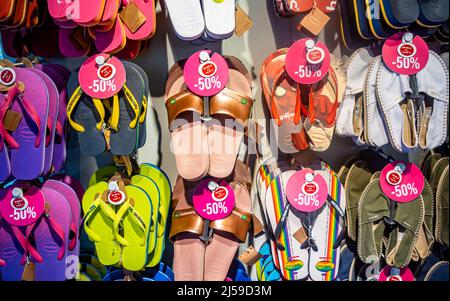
[387,171,402,186]
[99,65,113,79]
[387,275,402,282]
[12,198,26,210]
[213,187,228,201]
[308,49,323,63]
[303,182,318,195]
[201,62,217,77]
[399,44,416,58]
[0,69,15,85]
[108,190,125,205]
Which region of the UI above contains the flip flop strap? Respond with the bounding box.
[25,210,67,262]
[308,68,339,126]
[113,199,147,247]
[109,84,140,131]
[0,85,41,150]
[83,197,117,242]
[10,224,32,265]
[139,95,148,124]
[270,64,287,126]
[68,221,78,251]
[209,206,252,242]
[66,86,106,132]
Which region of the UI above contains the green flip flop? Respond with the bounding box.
[139,164,171,267]
[82,182,121,266]
[88,165,120,187]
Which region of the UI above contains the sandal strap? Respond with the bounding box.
[68,221,78,251]
[210,207,252,242]
[165,90,203,128]
[66,86,106,132]
[169,208,204,241]
[109,84,140,131]
[83,196,116,242]
[209,88,253,126]
[139,95,148,124]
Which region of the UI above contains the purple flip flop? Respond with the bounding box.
[0,94,12,182]
[28,69,59,176]
[0,219,26,281]
[28,187,71,281]
[35,64,70,173]
[50,174,85,204]
[43,179,81,280]
[1,68,49,180]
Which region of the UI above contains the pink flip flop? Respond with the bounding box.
[208,56,253,179]
[92,16,127,53]
[99,0,120,26]
[71,0,105,27]
[0,94,12,182]
[121,0,156,41]
[165,62,209,181]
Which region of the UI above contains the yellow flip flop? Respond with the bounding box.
[82,182,121,266]
[88,166,120,187]
[139,164,171,267]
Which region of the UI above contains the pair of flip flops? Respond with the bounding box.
[47,0,156,58]
[0,0,44,29]
[170,160,254,281]
[0,174,83,281]
[1,60,70,182]
[164,0,236,41]
[260,49,346,153]
[336,47,449,153]
[256,158,346,281]
[339,0,449,49]
[274,0,337,17]
[67,58,148,156]
[83,163,170,272]
[166,56,253,181]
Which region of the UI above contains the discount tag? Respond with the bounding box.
[193,179,235,221]
[382,33,429,75]
[107,181,126,206]
[79,54,126,99]
[286,169,328,212]
[0,67,16,86]
[0,186,45,226]
[285,39,330,85]
[378,267,414,282]
[184,50,229,97]
[380,161,424,203]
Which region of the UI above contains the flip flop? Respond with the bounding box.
[29,186,71,281]
[42,179,81,278]
[283,0,314,14]
[164,0,205,41]
[208,56,253,178]
[115,39,142,60]
[50,174,85,203]
[71,0,105,27]
[260,49,304,153]
[379,0,420,29]
[108,63,143,155]
[79,253,108,277]
[303,59,346,152]
[0,0,15,22]
[307,168,347,281]
[0,219,26,281]
[364,0,396,39]
[121,0,156,41]
[47,0,74,20]
[165,62,208,181]
[0,93,11,182]
[421,152,443,181]
[27,68,59,176]
[338,0,371,50]
[113,184,152,271]
[82,182,121,265]
[58,27,92,57]
[202,0,235,39]
[0,68,48,180]
[170,176,206,281]
[100,0,120,26]
[204,165,253,281]
[66,72,108,156]
[80,263,102,281]
[92,17,127,54]
[139,164,171,267]
[353,0,376,40]
[417,0,449,28]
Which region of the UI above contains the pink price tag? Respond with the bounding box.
[285,39,330,85]
[380,161,424,203]
[382,33,429,75]
[184,50,229,97]
[378,266,414,282]
[79,53,126,99]
[193,179,235,221]
[0,186,45,227]
[286,169,328,212]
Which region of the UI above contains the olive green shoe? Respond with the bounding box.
[435,164,449,248]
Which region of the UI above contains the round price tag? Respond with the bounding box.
[380,161,424,203]
[193,179,235,221]
[184,50,229,97]
[286,169,328,212]
[107,181,126,206]
[285,39,330,85]
[382,33,429,75]
[79,53,125,99]
[0,67,16,86]
[0,186,45,226]
[378,267,414,282]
